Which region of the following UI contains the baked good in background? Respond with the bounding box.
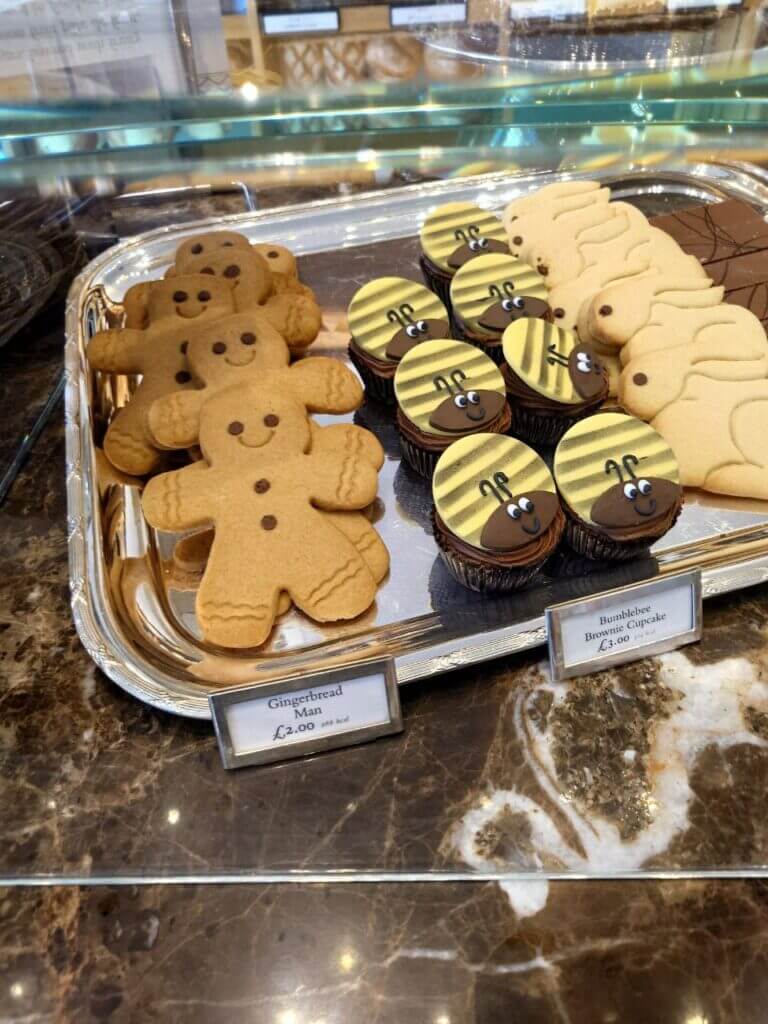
[419,202,509,307]
[394,339,511,477]
[365,34,422,82]
[322,38,367,85]
[501,318,608,446]
[432,433,564,592]
[347,276,449,404]
[553,412,683,561]
[449,252,549,364]
[279,41,324,86]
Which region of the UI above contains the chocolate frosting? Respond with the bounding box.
[435,506,565,568]
[479,490,560,551]
[447,238,509,271]
[478,295,550,332]
[397,404,511,452]
[385,318,450,361]
[429,390,507,433]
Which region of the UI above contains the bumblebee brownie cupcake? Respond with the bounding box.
[394,339,511,477]
[419,202,509,307]
[501,318,608,445]
[347,277,449,404]
[432,433,564,592]
[449,252,549,364]
[554,412,683,562]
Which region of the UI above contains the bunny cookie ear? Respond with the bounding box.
[287,357,363,413]
[88,327,146,374]
[148,389,207,450]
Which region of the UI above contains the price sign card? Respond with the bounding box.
[210,659,402,769]
[390,2,467,27]
[546,570,702,682]
[261,9,340,36]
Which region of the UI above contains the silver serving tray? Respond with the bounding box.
[66,162,768,719]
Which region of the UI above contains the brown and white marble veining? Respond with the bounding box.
[3,878,768,1023]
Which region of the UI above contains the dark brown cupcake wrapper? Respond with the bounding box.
[434,531,543,593]
[509,404,594,447]
[347,343,396,405]
[450,314,505,364]
[397,430,444,478]
[419,254,454,309]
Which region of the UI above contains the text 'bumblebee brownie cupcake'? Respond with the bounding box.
[501,318,608,446]
[450,253,550,364]
[432,433,565,592]
[347,277,449,404]
[554,412,683,561]
[419,203,509,308]
[394,339,511,477]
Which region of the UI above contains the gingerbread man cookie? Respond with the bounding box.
[147,312,362,450]
[142,383,382,648]
[89,275,236,475]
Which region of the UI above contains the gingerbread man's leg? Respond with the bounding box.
[286,513,377,623]
[104,400,162,476]
[197,539,282,649]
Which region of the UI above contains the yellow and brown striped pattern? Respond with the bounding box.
[450,254,547,334]
[502,319,587,405]
[554,412,680,524]
[394,339,505,435]
[420,203,507,271]
[347,277,448,359]
[433,433,555,549]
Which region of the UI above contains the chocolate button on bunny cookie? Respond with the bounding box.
[432,433,564,591]
[394,339,511,478]
[449,252,549,364]
[347,277,449,404]
[554,412,683,561]
[419,203,509,307]
[501,318,607,446]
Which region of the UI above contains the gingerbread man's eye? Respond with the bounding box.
[241,332,256,345]
[506,503,521,519]
[228,420,244,435]
[201,267,215,275]
[638,478,652,495]
[223,241,234,247]
[191,243,203,254]
[198,290,211,302]
[212,342,226,354]
[267,250,279,259]
[223,265,240,278]
[264,414,279,427]
[173,290,188,303]
[623,482,638,500]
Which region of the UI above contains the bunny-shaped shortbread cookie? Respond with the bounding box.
[89,275,236,475]
[142,384,381,648]
[503,180,611,263]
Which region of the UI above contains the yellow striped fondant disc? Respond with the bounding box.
[433,434,555,549]
[502,318,586,405]
[450,254,547,335]
[347,277,447,359]
[394,339,505,435]
[554,412,680,524]
[420,203,507,271]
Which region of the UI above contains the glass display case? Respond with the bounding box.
[2,0,768,896]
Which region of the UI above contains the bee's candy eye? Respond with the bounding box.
[638,478,652,495]
[519,496,533,513]
[417,320,428,332]
[467,391,480,405]
[623,482,638,500]
[454,394,469,409]
[506,504,521,520]
[501,298,513,312]
[478,237,489,249]
[512,296,525,309]
[406,324,419,338]
[469,239,481,252]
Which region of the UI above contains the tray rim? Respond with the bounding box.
[65,160,768,720]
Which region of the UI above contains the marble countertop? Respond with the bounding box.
[3,180,768,1021]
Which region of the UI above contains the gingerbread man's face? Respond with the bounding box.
[182,248,272,306]
[186,315,289,384]
[174,231,251,272]
[199,386,311,466]
[147,275,234,327]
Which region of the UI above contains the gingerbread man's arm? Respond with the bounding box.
[88,327,146,374]
[148,390,207,450]
[260,294,322,350]
[309,421,384,470]
[286,357,363,414]
[307,436,379,511]
[142,462,218,532]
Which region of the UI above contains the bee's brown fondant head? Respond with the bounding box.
[567,344,607,400]
[478,281,550,332]
[428,369,507,433]
[385,303,450,360]
[591,455,680,529]
[478,471,560,550]
[447,226,509,271]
